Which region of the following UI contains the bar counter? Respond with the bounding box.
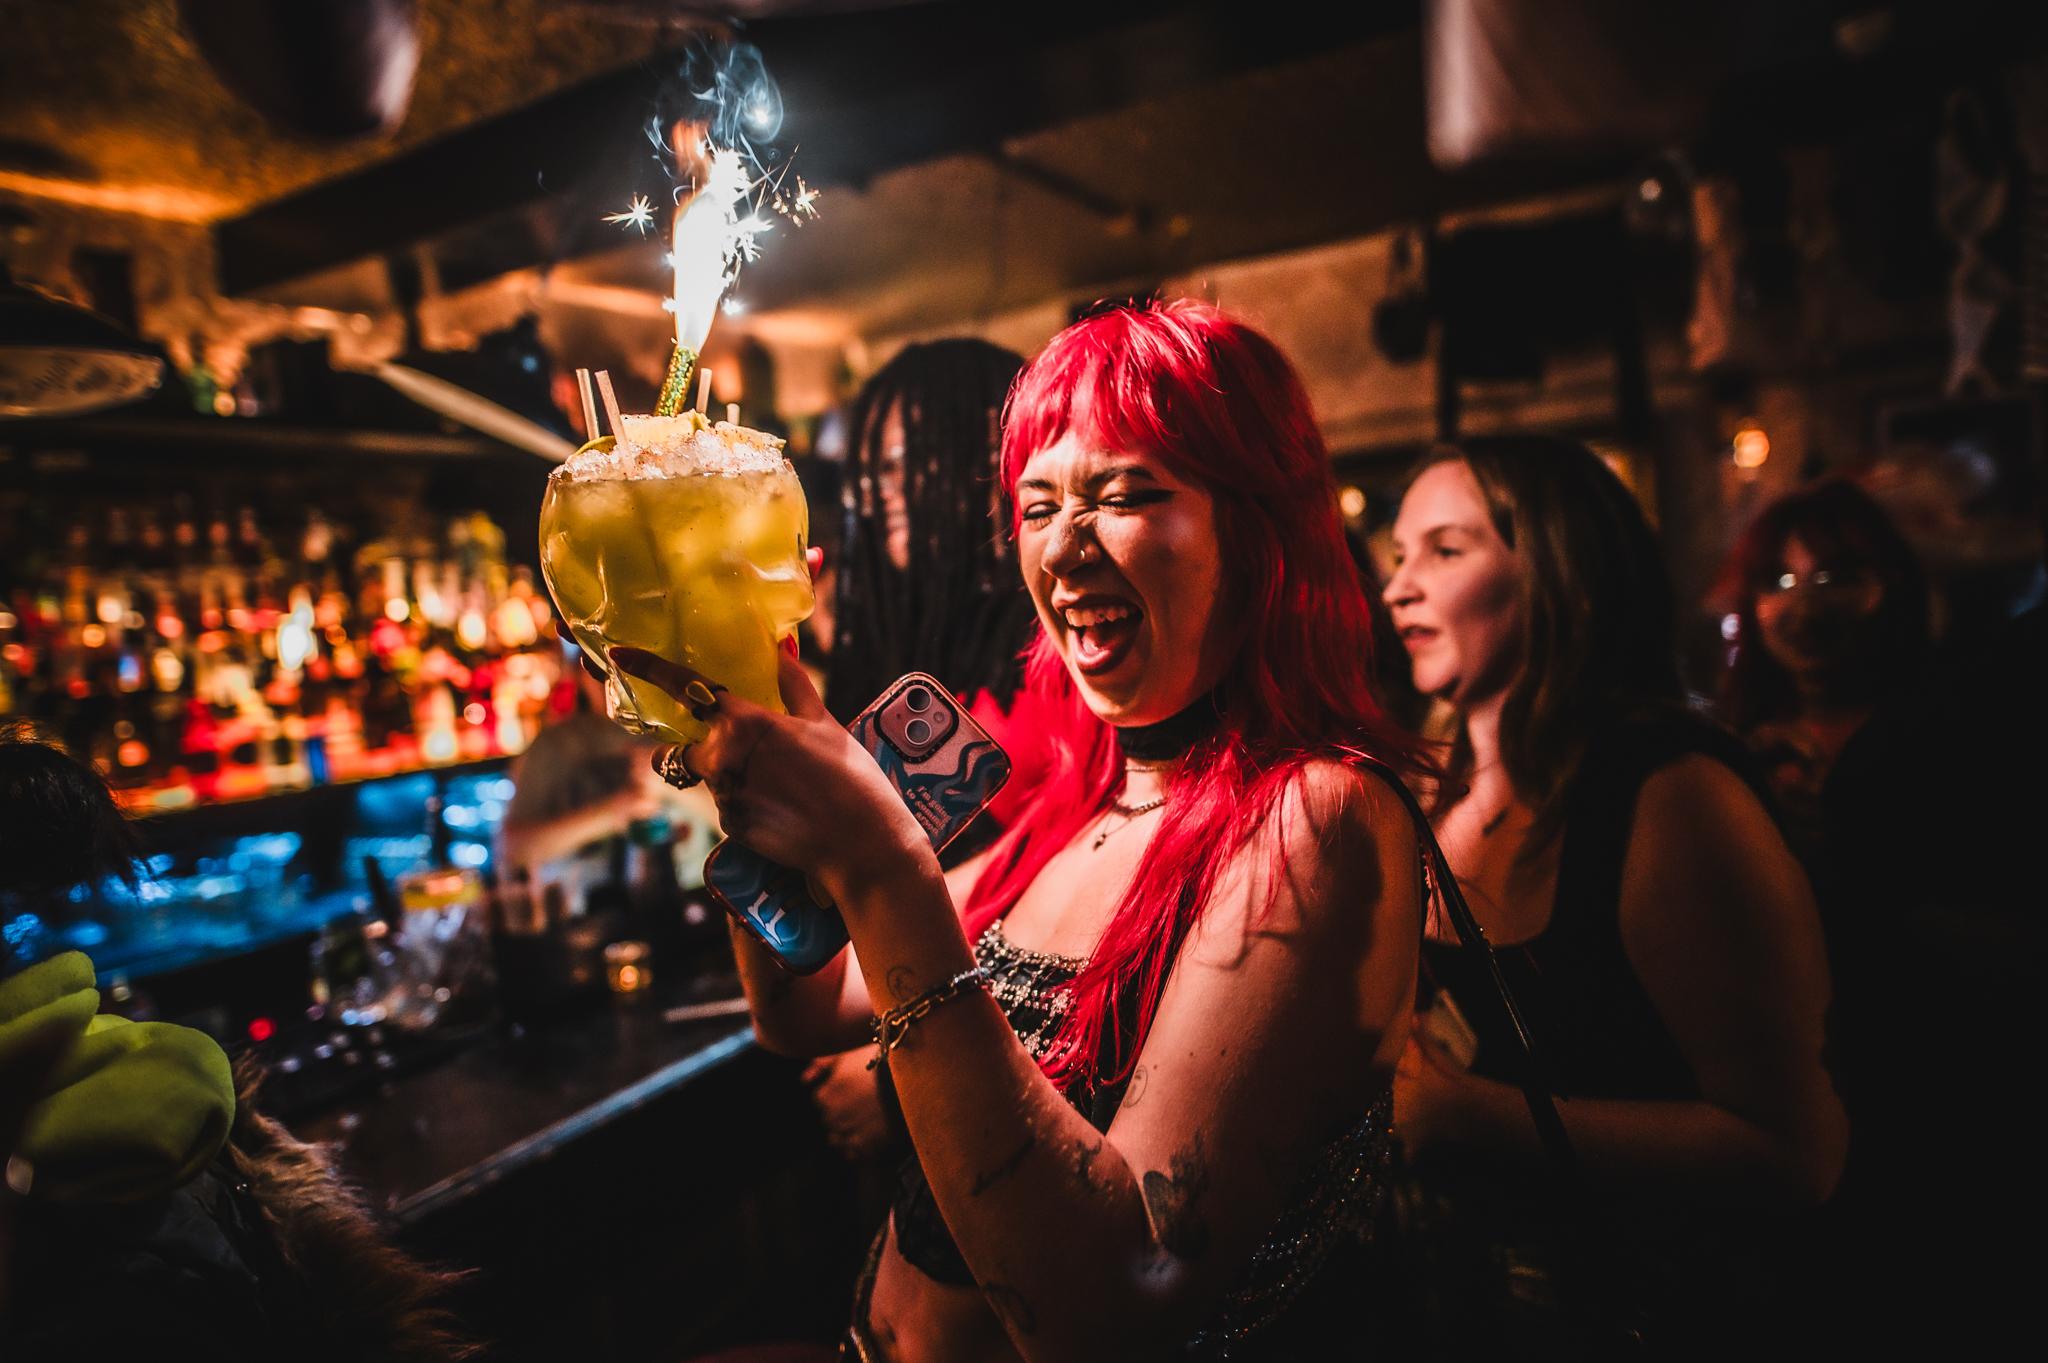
[282,977,875,1361]
[295,987,754,1223]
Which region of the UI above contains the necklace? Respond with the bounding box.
[1092,795,1167,851]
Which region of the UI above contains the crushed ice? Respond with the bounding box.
[556,413,787,481]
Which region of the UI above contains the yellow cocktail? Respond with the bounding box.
[539,413,811,743]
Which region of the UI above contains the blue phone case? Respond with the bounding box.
[704,673,1012,973]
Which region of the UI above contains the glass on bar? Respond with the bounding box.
[604,939,653,996]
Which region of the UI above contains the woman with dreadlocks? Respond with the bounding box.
[824,339,1043,835]
[619,300,1428,1360]
[801,339,1044,1160]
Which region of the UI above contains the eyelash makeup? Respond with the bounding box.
[1020,489,1170,523]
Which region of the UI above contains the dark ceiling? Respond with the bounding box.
[212,2,1437,307]
[5,1,2042,349]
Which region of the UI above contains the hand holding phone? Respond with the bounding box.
[705,673,1011,973]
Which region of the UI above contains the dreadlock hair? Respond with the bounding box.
[960,300,1427,1091]
[826,338,1033,721]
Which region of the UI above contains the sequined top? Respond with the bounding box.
[881,921,1395,1359]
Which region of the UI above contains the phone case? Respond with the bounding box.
[704,673,1012,973]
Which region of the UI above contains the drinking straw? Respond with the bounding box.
[575,368,600,439]
[694,367,713,415]
[594,370,625,438]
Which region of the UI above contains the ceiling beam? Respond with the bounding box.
[214,1,1420,295]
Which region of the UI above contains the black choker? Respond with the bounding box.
[1116,692,1223,762]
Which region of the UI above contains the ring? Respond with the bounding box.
[652,744,701,790]
[684,679,727,721]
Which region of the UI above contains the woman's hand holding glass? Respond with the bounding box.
[610,643,934,901]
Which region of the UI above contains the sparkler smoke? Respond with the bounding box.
[667,41,785,166]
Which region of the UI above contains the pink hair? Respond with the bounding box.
[962,299,1424,1090]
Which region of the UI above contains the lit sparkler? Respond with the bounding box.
[603,43,821,418]
[648,138,820,416]
[771,173,820,226]
[602,194,656,234]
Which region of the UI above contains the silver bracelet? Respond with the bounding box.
[866,965,991,1070]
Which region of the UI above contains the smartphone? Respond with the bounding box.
[704,673,1012,973]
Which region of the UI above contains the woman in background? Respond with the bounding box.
[825,339,1038,768]
[1380,438,1845,1352]
[1717,478,1931,861]
[801,339,1041,1161]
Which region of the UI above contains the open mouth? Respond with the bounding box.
[1061,600,1144,676]
[1398,624,1438,650]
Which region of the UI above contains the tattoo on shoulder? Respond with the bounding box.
[1141,1132,1213,1262]
[980,1280,1037,1336]
[970,1134,1038,1196]
[884,964,919,1002]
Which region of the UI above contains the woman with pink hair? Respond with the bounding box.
[620,300,1425,1361]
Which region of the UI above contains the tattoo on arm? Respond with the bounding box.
[970,1134,1038,1196]
[1141,1131,1213,1262]
[884,964,919,1003]
[980,1280,1037,1337]
[1122,1063,1149,1109]
[1071,1136,1108,1194]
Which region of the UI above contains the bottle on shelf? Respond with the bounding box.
[5,495,563,810]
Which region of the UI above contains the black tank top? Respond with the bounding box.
[1399,714,1798,1346]
[1420,711,1766,1100]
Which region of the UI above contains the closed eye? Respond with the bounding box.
[1101,490,1171,511]
[1019,502,1058,523]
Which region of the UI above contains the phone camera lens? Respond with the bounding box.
[905,718,932,746]
[904,685,932,713]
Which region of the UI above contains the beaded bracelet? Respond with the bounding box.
[866,965,992,1070]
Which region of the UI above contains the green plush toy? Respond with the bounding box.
[0,951,235,1204]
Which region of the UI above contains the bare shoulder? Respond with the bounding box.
[1285,756,1417,846]
[1190,757,1421,959]
[1620,752,1814,951]
[1631,753,1780,861]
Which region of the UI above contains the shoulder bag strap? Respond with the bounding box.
[1354,754,1580,1183]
